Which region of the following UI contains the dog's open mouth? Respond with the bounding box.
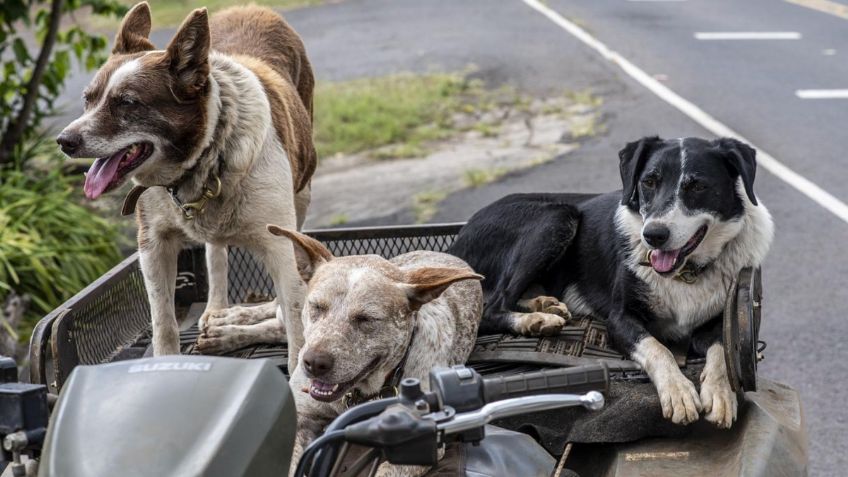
[649,225,708,275]
[308,357,381,403]
[83,142,153,200]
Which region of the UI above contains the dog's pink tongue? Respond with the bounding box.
[650,249,679,273]
[83,152,123,199]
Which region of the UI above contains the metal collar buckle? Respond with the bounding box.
[342,385,399,409]
[168,174,222,220]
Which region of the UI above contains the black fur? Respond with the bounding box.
[448,193,585,334]
[450,136,758,358]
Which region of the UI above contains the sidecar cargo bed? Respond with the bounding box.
[28,222,762,449]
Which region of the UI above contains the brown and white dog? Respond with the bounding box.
[265,226,483,477]
[56,3,317,368]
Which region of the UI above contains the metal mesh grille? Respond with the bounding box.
[35,225,464,387]
[70,267,151,365]
[225,227,461,304]
[228,248,275,304]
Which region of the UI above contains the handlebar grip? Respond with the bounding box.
[481,364,609,404]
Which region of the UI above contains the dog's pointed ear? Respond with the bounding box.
[267,225,333,282]
[715,138,758,206]
[400,268,483,311]
[113,2,155,54]
[619,136,662,210]
[164,8,210,99]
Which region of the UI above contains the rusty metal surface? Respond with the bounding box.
[563,378,808,477]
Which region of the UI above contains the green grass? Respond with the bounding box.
[463,167,509,188]
[328,213,349,226]
[114,1,324,27]
[313,73,481,159]
[569,112,605,140]
[412,189,447,223]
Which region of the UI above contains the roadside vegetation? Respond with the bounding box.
[103,0,325,27]
[313,72,545,160]
[308,73,603,225]
[313,73,471,159]
[1,1,127,349]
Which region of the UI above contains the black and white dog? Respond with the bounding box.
[449,136,774,428]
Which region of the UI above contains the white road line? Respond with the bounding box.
[521,0,848,225]
[627,0,687,2]
[694,32,802,40]
[796,89,848,99]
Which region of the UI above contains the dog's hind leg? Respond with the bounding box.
[516,287,572,319]
[139,234,184,356]
[198,242,229,333]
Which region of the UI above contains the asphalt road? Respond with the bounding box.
[53,0,847,473]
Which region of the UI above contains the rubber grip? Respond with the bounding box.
[481,364,609,404]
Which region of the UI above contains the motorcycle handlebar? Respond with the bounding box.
[481,363,608,404]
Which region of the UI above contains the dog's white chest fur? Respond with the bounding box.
[631,266,731,339]
[614,192,773,340]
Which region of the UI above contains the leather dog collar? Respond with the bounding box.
[120,172,222,220]
[121,185,148,216]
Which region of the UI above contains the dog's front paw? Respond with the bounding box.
[200,305,271,331]
[655,371,702,425]
[700,369,737,429]
[197,308,221,333]
[512,312,566,336]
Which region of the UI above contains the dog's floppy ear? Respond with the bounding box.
[400,268,483,311]
[267,225,333,282]
[164,8,210,99]
[715,137,758,206]
[113,2,155,54]
[619,136,662,209]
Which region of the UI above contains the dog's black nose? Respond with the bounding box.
[303,350,334,377]
[643,223,670,248]
[56,130,82,155]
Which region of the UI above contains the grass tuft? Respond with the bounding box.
[328,213,349,226]
[314,73,481,159]
[463,167,509,188]
[412,189,447,223]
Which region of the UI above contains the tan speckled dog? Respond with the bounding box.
[266,226,483,477]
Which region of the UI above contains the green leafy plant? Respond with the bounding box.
[0,167,124,339]
[0,1,126,344]
[0,0,126,168]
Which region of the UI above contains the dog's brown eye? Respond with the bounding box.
[642,178,656,189]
